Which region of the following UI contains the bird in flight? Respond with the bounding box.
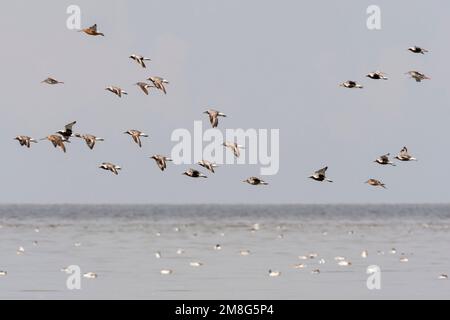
[129,54,151,68]
[74,134,104,150]
[135,82,154,95]
[40,135,69,153]
[406,71,430,82]
[150,155,173,172]
[204,110,227,128]
[124,130,149,148]
[198,160,218,173]
[79,24,105,37]
[365,179,387,189]
[366,71,388,80]
[147,77,169,95]
[309,167,333,183]
[99,163,121,175]
[340,81,363,89]
[395,147,417,162]
[374,153,396,166]
[42,77,64,85]
[182,169,208,178]
[106,86,128,98]
[408,46,428,54]
[57,121,77,141]
[14,136,38,148]
[223,142,244,158]
[243,177,269,186]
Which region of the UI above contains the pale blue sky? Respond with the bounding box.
[1,0,449,204]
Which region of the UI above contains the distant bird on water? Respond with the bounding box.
[395,147,417,162]
[375,153,396,166]
[182,169,207,178]
[40,135,68,153]
[106,86,128,98]
[150,155,172,171]
[124,130,149,148]
[365,179,387,189]
[74,134,104,150]
[129,54,151,68]
[135,82,154,95]
[366,71,388,80]
[14,136,37,148]
[42,77,64,85]
[147,77,169,95]
[57,121,77,141]
[204,110,227,128]
[340,81,363,89]
[309,167,333,183]
[99,163,121,175]
[406,71,430,82]
[198,160,218,173]
[223,142,244,158]
[244,177,269,186]
[79,24,104,37]
[408,46,428,54]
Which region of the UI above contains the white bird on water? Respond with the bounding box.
[160,269,173,275]
[83,272,98,279]
[268,270,281,277]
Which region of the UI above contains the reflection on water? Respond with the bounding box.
[0,205,449,299]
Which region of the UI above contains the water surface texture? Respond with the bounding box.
[0,204,449,299]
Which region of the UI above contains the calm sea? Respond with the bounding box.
[0,204,449,299]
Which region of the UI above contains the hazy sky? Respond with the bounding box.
[1,0,449,204]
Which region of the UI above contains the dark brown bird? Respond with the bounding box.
[309,167,333,183]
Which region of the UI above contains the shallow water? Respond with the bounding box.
[0,204,449,299]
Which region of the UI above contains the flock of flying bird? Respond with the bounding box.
[13,24,425,189]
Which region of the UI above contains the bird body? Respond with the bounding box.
[129,54,151,68]
[80,24,104,36]
[244,177,269,186]
[57,121,77,141]
[367,71,388,80]
[41,135,68,153]
[42,77,64,85]
[151,155,172,171]
[75,134,104,150]
[99,162,122,175]
[148,77,169,94]
[106,86,128,97]
[366,179,386,189]
[124,130,149,148]
[309,167,333,183]
[375,153,396,166]
[14,136,37,148]
[223,142,244,158]
[395,147,417,161]
[198,160,218,173]
[340,81,363,89]
[408,46,428,54]
[135,82,154,95]
[183,169,207,178]
[204,109,227,128]
[406,71,430,82]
